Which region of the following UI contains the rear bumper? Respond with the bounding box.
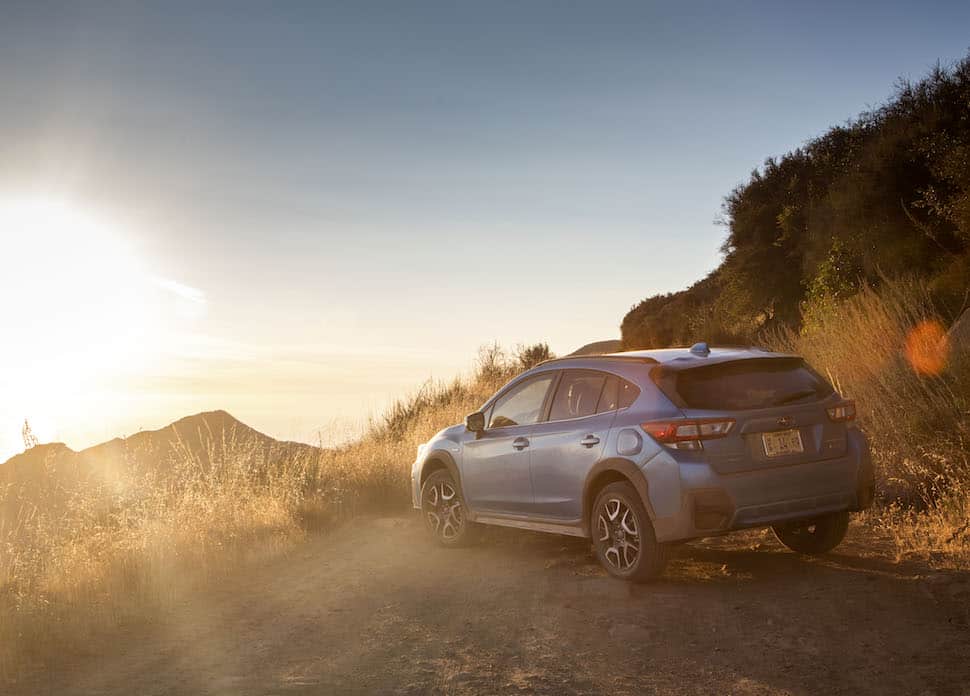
[732,490,853,528]
[650,428,874,542]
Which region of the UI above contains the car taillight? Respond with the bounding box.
[641,418,735,450]
[827,400,856,422]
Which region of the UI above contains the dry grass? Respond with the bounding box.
[0,437,314,681]
[0,344,527,683]
[767,277,970,568]
[5,291,967,682]
[307,346,518,521]
[879,490,970,570]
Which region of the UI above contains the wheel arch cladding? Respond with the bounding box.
[419,450,460,490]
[583,458,656,531]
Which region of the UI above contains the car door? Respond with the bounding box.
[528,370,621,521]
[461,372,558,515]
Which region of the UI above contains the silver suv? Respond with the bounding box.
[411,344,874,582]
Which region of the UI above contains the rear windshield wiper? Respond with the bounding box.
[773,389,819,406]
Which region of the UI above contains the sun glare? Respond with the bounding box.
[0,197,163,454]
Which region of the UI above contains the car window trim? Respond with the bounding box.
[538,370,563,423]
[595,374,619,414]
[537,403,636,427]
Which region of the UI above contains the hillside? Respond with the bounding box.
[622,55,970,349]
[2,410,311,470]
[0,346,539,682]
[0,411,320,531]
[1,347,967,689]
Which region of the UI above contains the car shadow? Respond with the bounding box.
[466,522,970,589]
[459,521,970,695]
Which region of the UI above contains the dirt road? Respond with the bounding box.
[19,517,970,695]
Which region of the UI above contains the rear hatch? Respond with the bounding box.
[654,357,848,474]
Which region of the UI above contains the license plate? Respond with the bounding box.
[762,429,804,457]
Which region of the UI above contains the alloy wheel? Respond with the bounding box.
[596,497,641,572]
[423,481,464,541]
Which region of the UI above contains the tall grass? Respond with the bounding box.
[8,303,965,683]
[310,343,529,514]
[0,343,533,683]
[0,436,315,681]
[766,277,970,567]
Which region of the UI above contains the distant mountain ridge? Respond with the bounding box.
[1,409,317,470]
[0,410,320,527]
[569,339,622,356]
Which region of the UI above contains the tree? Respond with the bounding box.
[22,419,39,450]
[621,53,970,349]
[515,343,554,370]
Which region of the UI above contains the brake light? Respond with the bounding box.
[641,418,735,450]
[827,400,856,422]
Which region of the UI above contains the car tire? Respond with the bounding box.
[591,481,668,582]
[772,511,849,555]
[420,469,475,547]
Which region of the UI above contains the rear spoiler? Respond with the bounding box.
[649,353,802,374]
[536,354,659,368]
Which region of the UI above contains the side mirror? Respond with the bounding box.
[465,411,486,433]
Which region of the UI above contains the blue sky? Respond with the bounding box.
[1,1,968,455]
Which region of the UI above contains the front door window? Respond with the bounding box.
[488,375,555,428]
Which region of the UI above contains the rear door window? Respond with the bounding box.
[549,370,607,421]
[670,358,833,410]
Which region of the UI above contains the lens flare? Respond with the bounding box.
[904,319,949,376]
[0,197,165,459]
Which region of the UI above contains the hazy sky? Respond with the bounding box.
[1,1,968,459]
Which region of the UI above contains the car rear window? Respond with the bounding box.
[664,358,834,410]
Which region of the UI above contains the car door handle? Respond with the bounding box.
[512,437,530,450]
[580,435,600,448]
